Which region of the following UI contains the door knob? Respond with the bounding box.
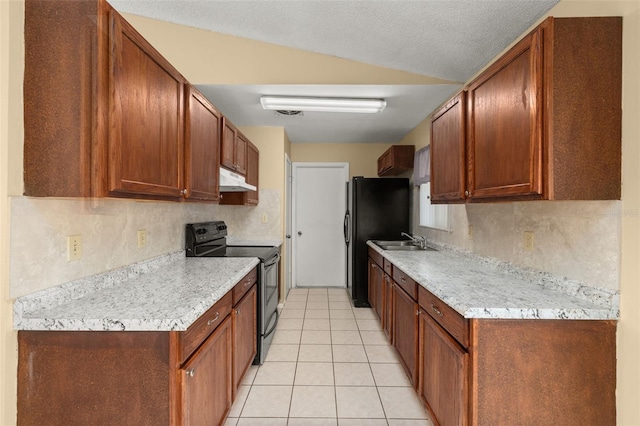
[298,231,302,236]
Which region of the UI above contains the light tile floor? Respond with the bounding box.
[225,287,434,426]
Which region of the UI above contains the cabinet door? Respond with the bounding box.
[184,86,221,202]
[368,258,384,319]
[221,118,238,172]
[233,285,257,394]
[383,274,393,342]
[245,141,259,205]
[109,11,185,199]
[431,92,467,203]
[420,311,468,426]
[235,133,249,176]
[466,27,543,200]
[182,316,232,426]
[368,258,379,314]
[392,283,419,386]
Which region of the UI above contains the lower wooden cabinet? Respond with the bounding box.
[17,268,259,426]
[392,283,419,387]
[182,315,233,426]
[233,285,257,395]
[419,309,468,426]
[368,253,616,426]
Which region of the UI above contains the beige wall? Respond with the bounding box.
[405,1,640,422]
[1,0,22,422]
[291,143,393,178]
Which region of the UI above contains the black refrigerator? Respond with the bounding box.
[344,176,410,307]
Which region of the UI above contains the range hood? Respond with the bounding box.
[219,167,256,192]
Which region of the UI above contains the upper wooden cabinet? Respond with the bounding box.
[23,0,228,203]
[221,119,248,176]
[221,140,259,206]
[431,17,622,203]
[184,85,222,202]
[377,145,415,177]
[108,10,186,199]
[430,93,467,203]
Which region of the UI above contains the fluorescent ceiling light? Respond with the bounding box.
[260,96,386,113]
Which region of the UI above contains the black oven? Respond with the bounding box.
[186,222,280,364]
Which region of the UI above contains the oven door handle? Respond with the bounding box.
[264,252,280,268]
[263,309,279,337]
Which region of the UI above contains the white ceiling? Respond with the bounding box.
[109,0,559,143]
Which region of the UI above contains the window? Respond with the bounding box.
[414,146,450,231]
[419,183,451,231]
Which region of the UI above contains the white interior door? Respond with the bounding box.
[285,154,293,298]
[293,162,348,288]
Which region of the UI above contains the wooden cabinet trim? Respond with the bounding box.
[107,9,186,199]
[466,26,544,201]
[392,282,419,387]
[177,291,232,365]
[430,91,467,203]
[232,267,258,305]
[184,85,222,202]
[418,285,469,348]
[392,268,418,300]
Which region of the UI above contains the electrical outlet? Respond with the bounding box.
[468,225,474,239]
[67,235,82,261]
[261,213,268,223]
[137,229,147,248]
[524,231,534,251]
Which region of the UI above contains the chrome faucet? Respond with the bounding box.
[401,232,426,249]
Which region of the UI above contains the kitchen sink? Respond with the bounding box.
[371,240,437,251]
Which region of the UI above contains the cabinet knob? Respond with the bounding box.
[187,368,195,377]
[207,312,220,326]
[465,190,470,197]
[235,309,241,315]
[181,188,187,196]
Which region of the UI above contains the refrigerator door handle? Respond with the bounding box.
[344,211,350,245]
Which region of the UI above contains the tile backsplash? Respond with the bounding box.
[413,188,621,292]
[10,190,281,298]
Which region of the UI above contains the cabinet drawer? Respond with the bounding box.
[233,268,258,305]
[178,291,232,364]
[368,247,383,267]
[383,258,393,276]
[393,268,417,300]
[418,286,469,348]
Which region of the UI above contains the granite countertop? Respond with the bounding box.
[14,252,259,331]
[367,241,618,320]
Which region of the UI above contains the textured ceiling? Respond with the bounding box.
[109,0,560,143]
[109,0,558,82]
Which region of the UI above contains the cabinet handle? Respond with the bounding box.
[187,368,195,377]
[235,308,241,315]
[207,312,220,326]
[180,188,187,196]
[416,310,420,316]
[430,304,443,317]
[401,277,406,282]
[244,279,252,288]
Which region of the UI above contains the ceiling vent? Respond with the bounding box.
[275,110,304,117]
